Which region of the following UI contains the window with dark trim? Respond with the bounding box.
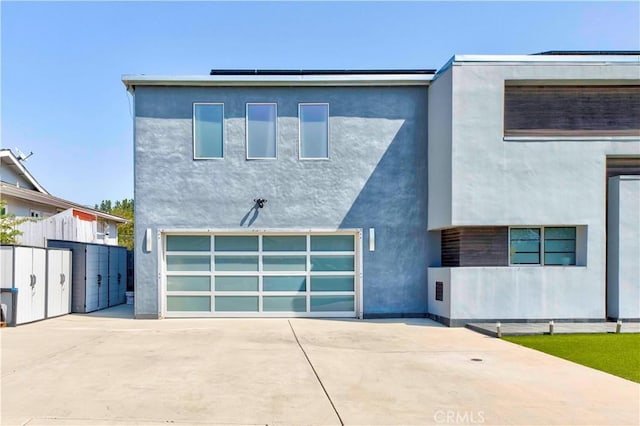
[509,227,577,266]
[509,228,541,264]
[544,227,576,265]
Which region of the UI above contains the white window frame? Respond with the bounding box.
[246,103,278,160]
[29,209,42,218]
[193,102,225,160]
[508,226,578,266]
[298,103,330,160]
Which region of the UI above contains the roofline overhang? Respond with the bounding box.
[121,73,435,92]
[431,53,640,81]
[450,54,640,65]
[0,150,49,194]
[0,183,129,223]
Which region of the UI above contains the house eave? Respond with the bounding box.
[0,183,129,223]
[121,73,434,92]
[451,54,640,66]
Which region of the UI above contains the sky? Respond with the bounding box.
[1,1,639,207]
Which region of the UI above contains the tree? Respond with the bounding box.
[0,200,30,244]
[95,198,134,250]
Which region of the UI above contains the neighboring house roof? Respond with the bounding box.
[0,149,49,194]
[1,182,128,223]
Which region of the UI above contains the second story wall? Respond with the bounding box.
[448,62,639,226]
[135,85,428,229]
[134,85,429,315]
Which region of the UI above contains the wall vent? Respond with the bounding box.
[435,281,444,301]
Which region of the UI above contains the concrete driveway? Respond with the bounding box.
[1,307,638,426]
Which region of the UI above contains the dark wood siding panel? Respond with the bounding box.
[504,85,640,136]
[441,227,508,267]
[458,227,509,266]
[441,229,460,267]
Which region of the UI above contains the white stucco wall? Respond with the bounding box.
[427,68,452,230]
[426,60,640,322]
[607,175,640,319]
[426,267,451,319]
[449,63,639,228]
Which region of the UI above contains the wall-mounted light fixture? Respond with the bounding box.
[254,198,267,208]
[369,228,375,251]
[145,228,152,252]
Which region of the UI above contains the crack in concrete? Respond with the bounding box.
[287,320,344,426]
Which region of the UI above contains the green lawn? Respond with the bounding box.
[503,333,640,383]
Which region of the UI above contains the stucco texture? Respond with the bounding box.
[134,86,428,317]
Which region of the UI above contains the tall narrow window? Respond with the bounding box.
[193,103,224,159]
[299,103,329,159]
[246,103,277,159]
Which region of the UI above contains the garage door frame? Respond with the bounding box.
[157,228,363,318]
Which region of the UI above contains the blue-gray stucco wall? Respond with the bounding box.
[133,85,428,317]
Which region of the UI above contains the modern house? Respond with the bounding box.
[1,149,128,246]
[122,52,639,324]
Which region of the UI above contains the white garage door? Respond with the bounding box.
[162,231,360,317]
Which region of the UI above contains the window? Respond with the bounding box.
[30,210,42,218]
[509,227,577,266]
[544,227,576,265]
[299,103,329,159]
[504,85,640,137]
[246,103,277,159]
[509,228,541,264]
[193,103,224,159]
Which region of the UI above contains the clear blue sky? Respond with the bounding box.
[2,1,639,206]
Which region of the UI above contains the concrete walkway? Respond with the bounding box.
[1,307,638,425]
[467,321,640,337]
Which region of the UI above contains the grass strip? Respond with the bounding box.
[503,333,640,383]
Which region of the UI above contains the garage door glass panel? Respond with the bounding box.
[215,256,259,271]
[167,255,211,271]
[263,276,306,292]
[167,296,211,311]
[263,296,306,312]
[263,236,306,251]
[215,276,259,291]
[167,276,210,291]
[263,255,306,272]
[215,236,258,251]
[215,296,259,312]
[311,235,354,251]
[311,296,354,312]
[310,276,354,292]
[166,235,210,251]
[311,255,354,271]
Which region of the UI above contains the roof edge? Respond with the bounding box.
[121,73,435,90]
[0,149,49,195]
[451,54,640,64]
[0,182,129,223]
